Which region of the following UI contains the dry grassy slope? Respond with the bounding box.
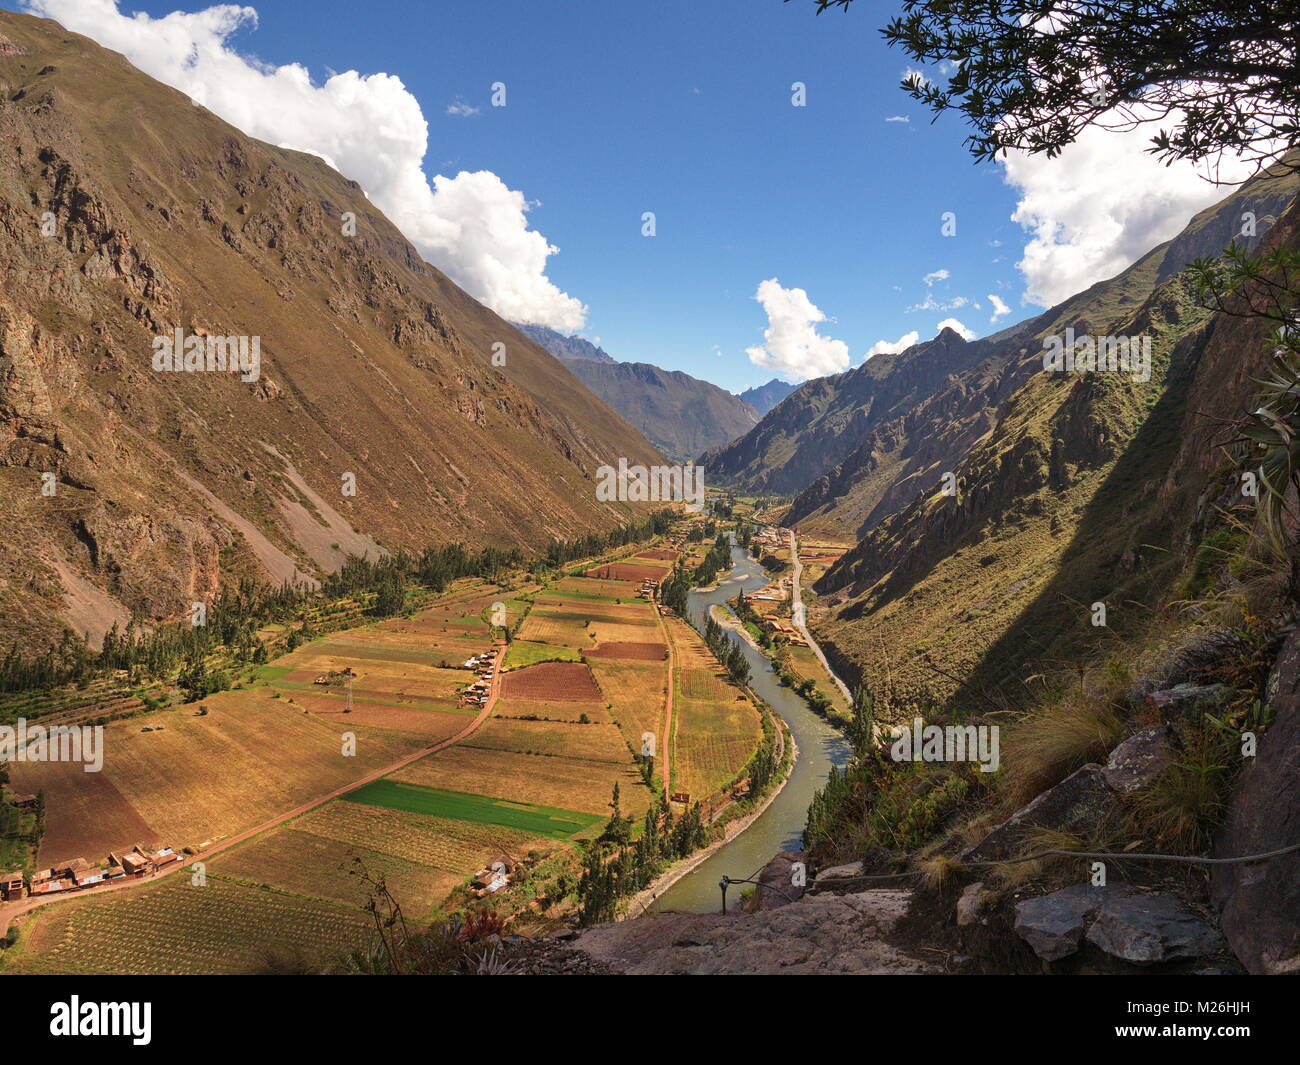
[809,165,1299,704]
[0,12,662,651]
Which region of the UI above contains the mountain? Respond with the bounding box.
[513,322,616,363]
[518,324,760,462]
[701,326,999,496]
[0,11,663,652]
[800,161,1300,701]
[738,378,796,415]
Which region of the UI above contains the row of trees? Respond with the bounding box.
[659,529,736,617]
[0,578,305,694]
[576,785,709,926]
[702,613,751,687]
[543,509,675,567]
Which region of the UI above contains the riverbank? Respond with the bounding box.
[621,717,796,919]
[642,535,851,913]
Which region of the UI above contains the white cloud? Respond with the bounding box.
[27,0,586,330]
[865,330,920,360]
[745,279,850,383]
[988,294,1011,322]
[1002,117,1259,308]
[445,97,480,117]
[885,115,910,123]
[907,293,969,313]
[923,268,950,286]
[936,317,976,340]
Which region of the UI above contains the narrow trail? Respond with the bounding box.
[787,529,853,705]
[0,639,508,931]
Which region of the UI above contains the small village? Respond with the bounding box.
[2,843,182,902]
[457,643,502,708]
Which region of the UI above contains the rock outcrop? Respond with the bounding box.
[961,764,1113,862]
[570,889,935,975]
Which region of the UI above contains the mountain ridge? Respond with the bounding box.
[0,10,663,651]
[518,322,759,462]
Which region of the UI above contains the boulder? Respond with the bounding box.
[746,851,806,912]
[1086,891,1225,965]
[1211,627,1300,974]
[961,764,1113,863]
[1101,725,1171,792]
[572,889,936,975]
[1014,884,1108,961]
[1015,883,1225,966]
[814,861,863,886]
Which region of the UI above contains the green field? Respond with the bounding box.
[503,640,581,669]
[342,780,601,839]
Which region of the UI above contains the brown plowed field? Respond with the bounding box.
[500,661,602,702]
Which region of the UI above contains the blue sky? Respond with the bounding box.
[24,0,1246,393]
[235,0,1024,390]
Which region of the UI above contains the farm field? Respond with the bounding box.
[586,562,667,582]
[502,640,581,668]
[211,826,463,918]
[585,657,668,757]
[2,535,775,974]
[463,717,629,763]
[392,745,648,817]
[515,609,593,648]
[8,688,423,865]
[206,798,554,922]
[583,641,667,661]
[665,616,764,800]
[785,642,851,715]
[547,575,642,600]
[493,695,614,724]
[344,780,602,839]
[500,661,603,702]
[0,877,373,975]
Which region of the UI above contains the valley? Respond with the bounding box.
[0,0,1297,996]
[0,522,785,973]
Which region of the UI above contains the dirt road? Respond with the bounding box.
[787,529,853,705]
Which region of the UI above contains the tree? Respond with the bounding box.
[847,683,875,750]
[815,0,1299,176]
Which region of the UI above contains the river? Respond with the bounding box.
[647,537,852,914]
